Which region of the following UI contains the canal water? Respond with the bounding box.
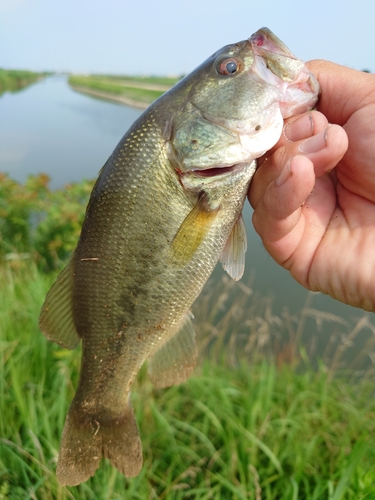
[0,76,370,352]
[0,76,142,188]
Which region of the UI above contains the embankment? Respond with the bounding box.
[68,74,180,109]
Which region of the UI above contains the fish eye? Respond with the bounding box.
[217,58,240,76]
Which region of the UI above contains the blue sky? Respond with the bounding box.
[1,0,374,75]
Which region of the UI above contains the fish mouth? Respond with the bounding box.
[248,27,320,116]
[192,165,237,177]
[180,162,254,193]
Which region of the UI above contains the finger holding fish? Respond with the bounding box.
[249,120,348,275]
[257,110,329,168]
[250,113,347,209]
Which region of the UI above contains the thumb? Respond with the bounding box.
[307,60,375,125]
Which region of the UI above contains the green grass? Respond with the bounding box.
[72,74,182,87]
[1,263,375,499]
[70,77,164,102]
[68,74,182,105]
[0,69,48,96]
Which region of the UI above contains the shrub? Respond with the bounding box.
[0,173,94,269]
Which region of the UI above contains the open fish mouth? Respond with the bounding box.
[248,28,317,88]
[192,165,238,177]
[248,27,320,114]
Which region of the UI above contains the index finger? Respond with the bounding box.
[258,110,328,167]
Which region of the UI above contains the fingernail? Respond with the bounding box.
[284,114,314,142]
[276,159,292,187]
[299,128,328,154]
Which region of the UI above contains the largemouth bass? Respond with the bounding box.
[39,28,319,485]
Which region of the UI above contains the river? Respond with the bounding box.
[0,76,141,188]
[0,76,370,353]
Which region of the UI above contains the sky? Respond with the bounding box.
[1,0,374,76]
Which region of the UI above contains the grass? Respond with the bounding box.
[68,74,182,106]
[0,69,48,96]
[81,75,184,87]
[72,74,182,87]
[1,262,375,499]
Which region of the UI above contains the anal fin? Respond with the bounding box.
[39,259,80,349]
[220,214,247,281]
[148,312,198,389]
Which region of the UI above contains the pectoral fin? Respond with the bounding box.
[39,259,80,349]
[220,215,247,281]
[148,311,197,388]
[171,193,219,266]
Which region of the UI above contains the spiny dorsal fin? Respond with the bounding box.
[170,193,219,266]
[148,311,197,388]
[220,214,247,281]
[39,259,80,349]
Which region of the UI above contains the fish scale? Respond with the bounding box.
[39,28,319,485]
[69,109,202,397]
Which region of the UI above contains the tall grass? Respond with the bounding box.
[1,262,375,499]
[194,275,375,381]
[2,176,375,498]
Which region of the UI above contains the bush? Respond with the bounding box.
[0,173,94,269]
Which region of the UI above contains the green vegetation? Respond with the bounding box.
[0,69,48,96]
[68,74,182,107]
[0,173,94,270]
[77,74,183,87]
[1,174,375,498]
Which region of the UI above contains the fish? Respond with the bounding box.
[39,27,319,486]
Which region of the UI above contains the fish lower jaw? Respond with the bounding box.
[280,72,320,118]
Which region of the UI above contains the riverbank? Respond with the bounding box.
[69,84,151,109]
[0,68,49,96]
[68,74,181,109]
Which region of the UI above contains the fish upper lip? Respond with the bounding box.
[249,27,296,59]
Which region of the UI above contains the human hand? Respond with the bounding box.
[248,60,375,311]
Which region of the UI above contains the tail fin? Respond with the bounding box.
[56,401,143,486]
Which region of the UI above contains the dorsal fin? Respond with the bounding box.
[220,214,247,281]
[148,312,197,388]
[170,193,219,266]
[39,259,80,349]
